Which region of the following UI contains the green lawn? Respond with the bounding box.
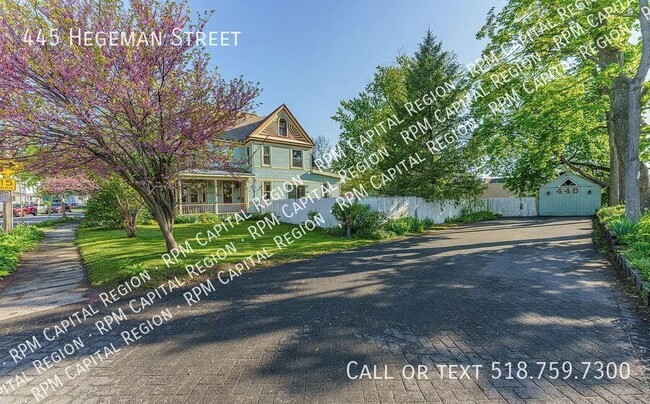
[77,221,378,289]
[0,226,45,278]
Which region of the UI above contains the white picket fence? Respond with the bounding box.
[258,196,538,228]
[484,197,538,217]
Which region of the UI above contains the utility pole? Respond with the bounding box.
[0,159,19,233]
[2,189,12,233]
[18,180,24,225]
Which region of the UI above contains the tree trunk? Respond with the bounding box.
[60,195,67,218]
[120,177,178,252]
[124,215,137,238]
[625,83,643,221]
[641,162,650,211]
[116,194,143,238]
[122,206,142,238]
[149,203,177,252]
[609,77,629,206]
[607,110,621,206]
[625,0,650,221]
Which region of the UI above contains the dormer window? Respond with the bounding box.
[278,118,288,136]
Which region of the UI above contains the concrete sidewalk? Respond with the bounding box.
[0,223,88,320]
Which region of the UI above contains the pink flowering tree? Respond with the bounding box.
[0,0,259,251]
[41,177,97,218]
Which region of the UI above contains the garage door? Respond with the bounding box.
[539,173,601,216]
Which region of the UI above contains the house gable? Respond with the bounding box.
[247,105,314,147]
[542,173,601,189]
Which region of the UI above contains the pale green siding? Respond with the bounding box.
[247,142,311,169]
[539,173,601,216]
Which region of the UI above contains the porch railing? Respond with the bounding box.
[180,203,247,215]
[216,203,247,214]
[181,204,214,215]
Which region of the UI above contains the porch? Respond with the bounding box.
[177,177,250,215]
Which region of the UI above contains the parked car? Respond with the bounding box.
[34,203,48,214]
[13,204,38,217]
[47,202,72,214]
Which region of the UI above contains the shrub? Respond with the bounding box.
[450,210,501,223]
[175,214,200,224]
[307,210,319,221]
[597,205,625,226]
[83,187,123,229]
[421,218,436,229]
[405,217,424,233]
[34,216,77,228]
[138,209,154,225]
[198,213,221,224]
[331,201,386,237]
[357,228,395,240]
[387,218,412,235]
[609,218,640,245]
[83,178,148,237]
[598,208,650,283]
[247,212,275,222]
[0,225,45,277]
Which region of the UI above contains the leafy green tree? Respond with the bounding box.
[332,31,482,200]
[331,64,399,192]
[470,62,610,195]
[84,178,147,238]
[472,0,650,219]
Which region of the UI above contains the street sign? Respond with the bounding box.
[0,192,8,203]
[0,160,20,176]
[0,178,16,191]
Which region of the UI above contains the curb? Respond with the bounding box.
[595,218,650,306]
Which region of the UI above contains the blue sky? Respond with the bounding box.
[188,0,501,144]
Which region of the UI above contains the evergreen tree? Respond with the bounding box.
[332,31,482,201]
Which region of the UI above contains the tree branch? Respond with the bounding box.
[560,156,608,187]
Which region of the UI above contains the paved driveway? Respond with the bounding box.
[1,218,649,403]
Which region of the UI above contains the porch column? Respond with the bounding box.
[213,179,218,214]
[178,180,183,215]
[244,179,249,211]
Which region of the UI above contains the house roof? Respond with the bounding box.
[541,172,601,189]
[221,105,314,146]
[221,113,266,141]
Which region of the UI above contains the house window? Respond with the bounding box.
[182,181,207,203]
[322,183,331,198]
[263,182,272,200]
[246,147,251,162]
[291,150,303,168]
[222,181,234,204]
[286,185,305,199]
[286,185,296,199]
[279,118,288,136]
[262,146,271,166]
[297,185,306,198]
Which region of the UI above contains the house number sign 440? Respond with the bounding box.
[556,187,579,194]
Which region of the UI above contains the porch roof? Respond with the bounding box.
[179,169,254,180]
